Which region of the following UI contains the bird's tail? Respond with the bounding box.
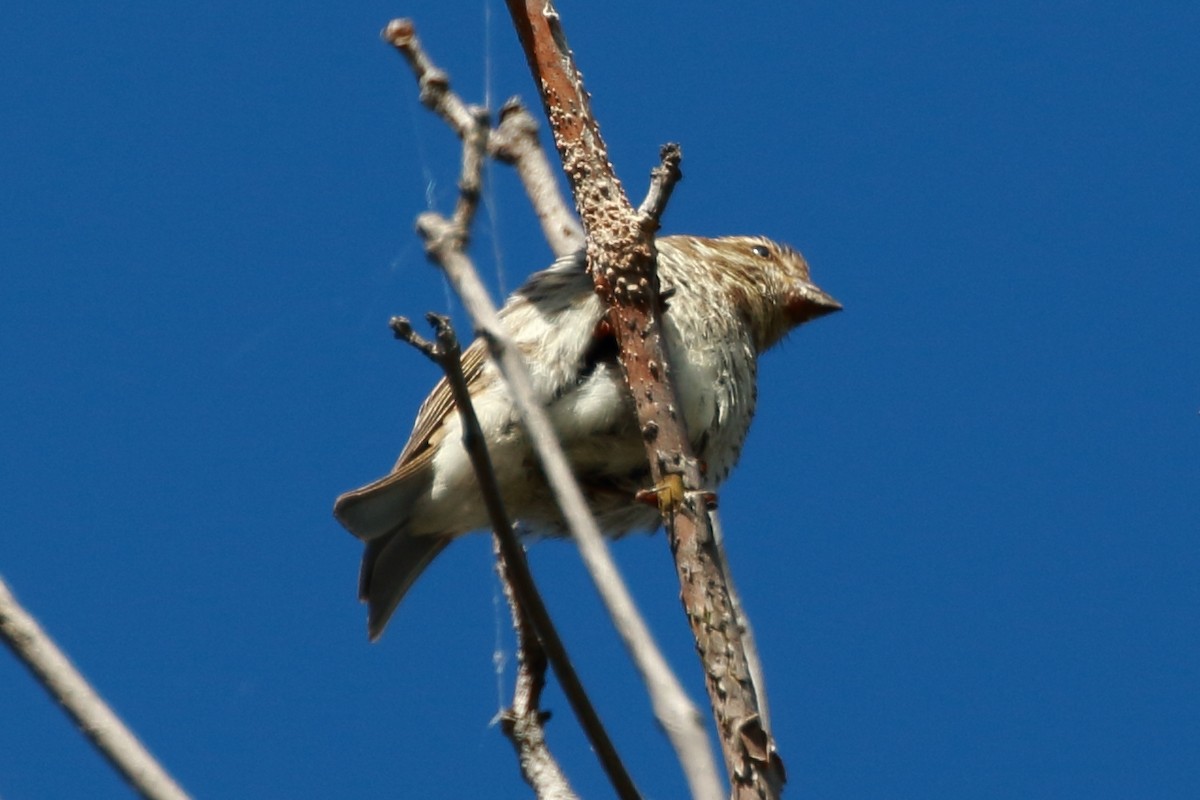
[358,529,450,640]
[334,472,450,640]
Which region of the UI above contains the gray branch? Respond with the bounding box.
[383,18,584,257]
[0,577,191,800]
[390,312,636,799]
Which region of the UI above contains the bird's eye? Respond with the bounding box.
[751,244,771,258]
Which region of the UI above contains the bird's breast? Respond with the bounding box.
[663,308,758,484]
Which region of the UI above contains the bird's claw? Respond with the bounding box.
[634,473,707,515]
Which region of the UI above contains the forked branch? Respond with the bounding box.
[384,10,784,797]
[384,19,583,256]
[388,313,588,799]
[399,106,639,798]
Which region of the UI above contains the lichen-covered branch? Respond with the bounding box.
[503,2,784,797]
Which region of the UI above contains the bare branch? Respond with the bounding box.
[382,18,477,134]
[496,539,580,800]
[504,2,783,796]
[636,143,684,225]
[401,116,640,798]
[419,210,716,798]
[413,98,711,798]
[493,99,585,256]
[0,577,192,800]
[383,18,583,256]
[453,105,490,239]
[389,311,639,800]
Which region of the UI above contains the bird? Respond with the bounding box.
[334,234,840,639]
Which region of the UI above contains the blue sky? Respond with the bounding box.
[2,2,1197,797]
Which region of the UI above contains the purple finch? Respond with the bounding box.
[335,235,840,639]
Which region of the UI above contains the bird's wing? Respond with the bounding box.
[335,251,603,544]
[333,339,490,543]
[390,249,592,476]
[390,338,490,476]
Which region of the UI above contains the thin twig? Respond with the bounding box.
[382,19,477,133]
[492,99,585,256]
[495,538,580,800]
[636,143,684,225]
[404,106,641,797]
[454,105,490,236]
[390,313,639,800]
[413,108,709,800]
[384,18,583,256]
[0,577,191,800]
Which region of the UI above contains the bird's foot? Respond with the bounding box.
[634,474,716,514]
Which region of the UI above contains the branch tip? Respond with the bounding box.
[637,143,684,225]
[382,18,415,47]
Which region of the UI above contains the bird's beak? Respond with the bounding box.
[786,283,842,324]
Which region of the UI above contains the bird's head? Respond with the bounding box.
[659,234,841,352]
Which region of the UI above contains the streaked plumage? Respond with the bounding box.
[334,235,840,639]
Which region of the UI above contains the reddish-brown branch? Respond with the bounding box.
[503,2,785,797]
